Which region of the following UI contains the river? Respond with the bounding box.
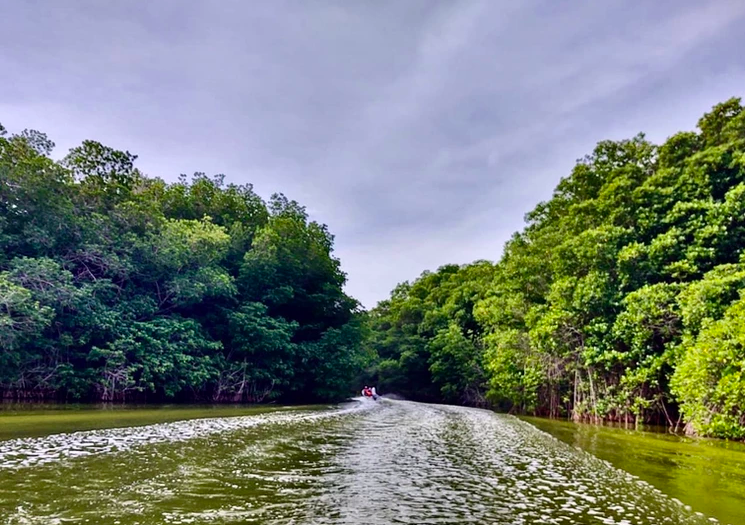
[0,399,737,524]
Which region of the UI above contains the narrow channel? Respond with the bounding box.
[0,400,720,524]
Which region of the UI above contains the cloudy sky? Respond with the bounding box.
[2,1,744,308]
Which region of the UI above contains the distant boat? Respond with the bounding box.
[361,386,379,400]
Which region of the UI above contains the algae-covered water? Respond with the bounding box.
[525,416,745,525]
[0,400,739,524]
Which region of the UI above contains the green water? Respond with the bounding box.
[525,416,745,525]
[0,400,734,524]
[0,404,313,441]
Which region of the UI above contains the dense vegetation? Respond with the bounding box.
[0,123,366,403]
[364,98,745,438]
[4,98,745,438]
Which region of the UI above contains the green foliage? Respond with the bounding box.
[366,97,745,437]
[88,317,221,400]
[0,273,54,350]
[672,297,745,438]
[364,262,492,405]
[677,263,745,333]
[482,329,543,412]
[0,123,364,403]
[240,195,353,337]
[428,322,483,404]
[225,302,298,397]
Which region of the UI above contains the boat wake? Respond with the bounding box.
[0,401,372,471]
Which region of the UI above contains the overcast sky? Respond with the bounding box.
[2,1,744,308]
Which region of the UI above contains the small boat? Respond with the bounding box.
[362,386,379,401]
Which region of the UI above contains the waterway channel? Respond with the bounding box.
[0,400,734,524]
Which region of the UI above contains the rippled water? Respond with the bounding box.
[0,400,718,524]
[524,416,745,525]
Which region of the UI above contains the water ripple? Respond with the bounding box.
[0,400,720,524]
[0,402,369,471]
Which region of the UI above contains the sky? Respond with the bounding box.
[2,0,745,308]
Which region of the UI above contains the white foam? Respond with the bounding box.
[0,402,370,471]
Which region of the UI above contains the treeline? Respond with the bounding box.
[0,123,366,403]
[364,98,745,439]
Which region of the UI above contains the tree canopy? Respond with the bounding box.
[364,97,745,438]
[0,125,366,403]
[5,98,745,438]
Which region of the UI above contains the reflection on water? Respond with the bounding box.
[525,416,745,525]
[0,400,720,524]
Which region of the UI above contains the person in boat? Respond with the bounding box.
[362,386,373,397]
[371,386,378,400]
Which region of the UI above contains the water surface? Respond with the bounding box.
[0,404,305,441]
[525,416,745,525]
[0,400,721,524]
